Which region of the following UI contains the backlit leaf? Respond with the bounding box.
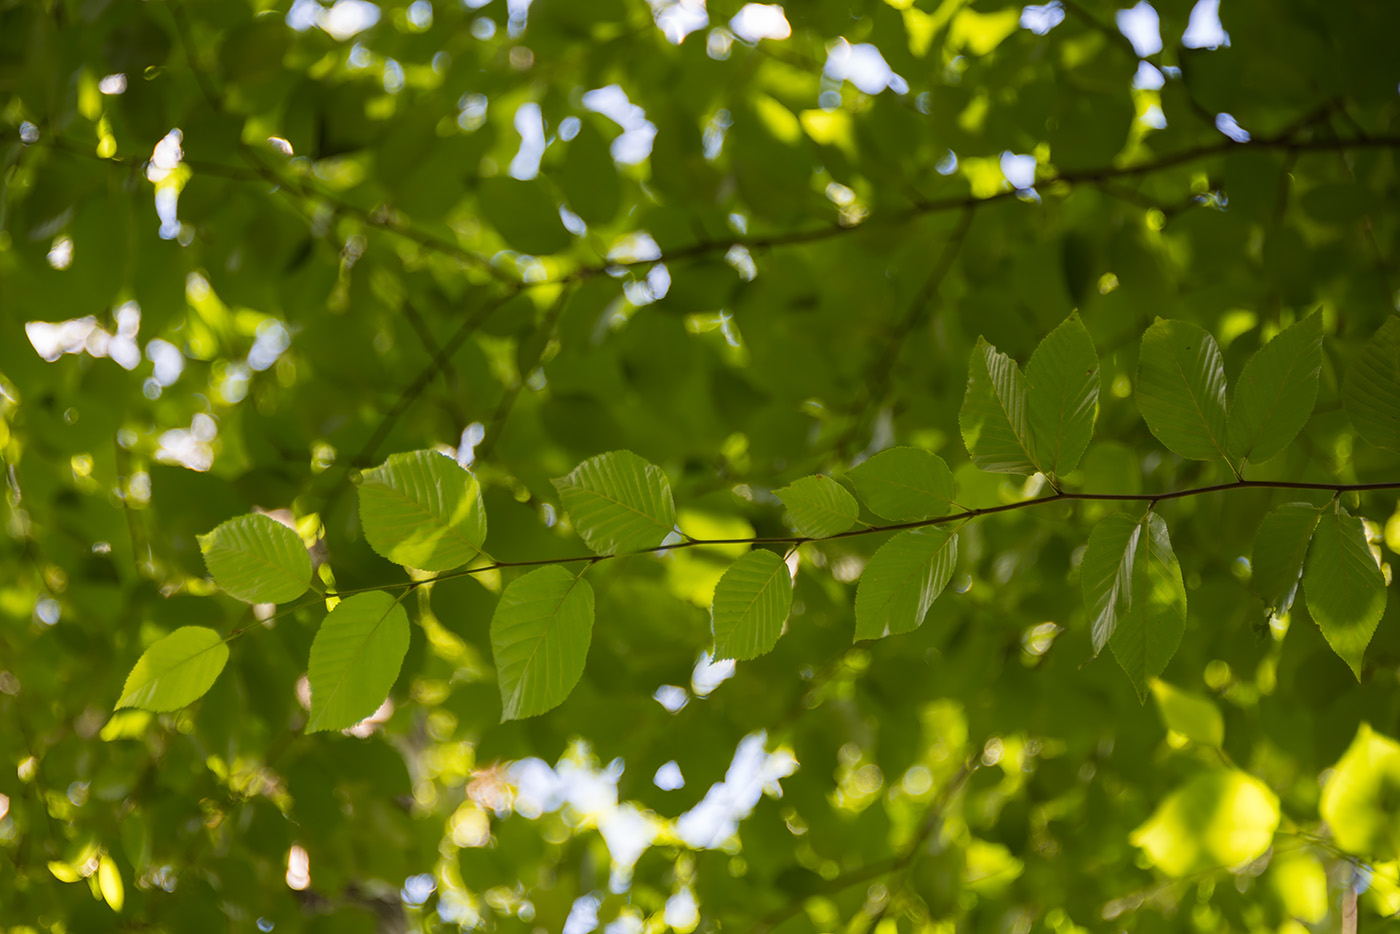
[1303,504,1386,678]
[847,447,957,522]
[854,528,958,641]
[774,475,859,539]
[357,449,487,572]
[960,337,1039,475]
[198,513,311,604]
[1250,502,1321,615]
[1342,315,1400,452]
[491,565,595,721]
[1149,679,1224,747]
[1025,312,1099,477]
[553,451,676,556]
[1135,319,1232,463]
[306,591,410,733]
[711,549,792,660]
[117,627,229,712]
[1131,771,1280,875]
[1320,723,1400,859]
[1226,314,1323,464]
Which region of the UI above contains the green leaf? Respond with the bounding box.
[116,627,229,712]
[491,566,595,721]
[552,451,676,556]
[476,176,574,255]
[847,447,957,522]
[1303,504,1386,678]
[1130,771,1279,876]
[1081,513,1139,654]
[960,337,1039,475]
[774,475,860,539]
[854,528,958,641]
[307,591,410,733]
[711,549,793,660]
[1135,319,1232,463]
[1250,502,1322,615]
[1227,314,1324,464]
[1320,723,1400,859]
[1149,679,1224,747]
[198,513,311,604]
[1025,312,1099,477]
[357,449,487,572]
[1342,315,1400,453]
[1109,513,1186,701]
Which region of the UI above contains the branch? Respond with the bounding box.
[326,477,1400,596]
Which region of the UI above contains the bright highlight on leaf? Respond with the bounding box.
[711,549,792,660]
[552,451,676,556]
[1343,315,1400,453]
[854,528,958,641]
[1131,771,1280,876]
[357,449,487,571]
[847,447,957,521]
[199,513,311,604]
[306,591,410,733]
[1226,314,1323,465]
[491,566,596,721]
[1149,679,1224,747]
[774,475,859,538]
[1304,504,1386,678]
[117,626,229,712]
[1320,723,1400,860]
[1135,319,1231,464]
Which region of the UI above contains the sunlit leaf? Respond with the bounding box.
[960,337,1038,475]
[491,566,595,721]
[1342,315,1400,452]
[1135,319,1231,463]
[357,449,487,571]
[1025,312,1099,477]
[1130,771,1280,876]
[710,549,792,660]
[1322,724,1400,860]
[1226,314,1323,464]
[552,451,676,556]
[1250,502,1321,615]
[117,627,229,712]
[306,591,410,733]
[1303,504,1386,677]
[854,528,958,641]
[774,475,860,539]
[847,447,957,522]
[198,513,311,604]
[1149,679,1223,747]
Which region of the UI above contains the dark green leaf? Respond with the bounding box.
[960,337,1038,475]
[1342,315,1400,453]
[774,475,860,539]
[1304,505,1386,678]
[1227,314,1323,464]
[847,447,957,522]
[1251,502,1322,615]
[711,549,792,660]
[1025,312,1099,477]
[491,566,595,721]
[854,528,958,641]
[1136,319,1232,464]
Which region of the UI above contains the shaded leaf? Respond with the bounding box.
[117,627,229,712]
[477,176,574,255]
[1227,314,1324,464]
[307,591,410,733]
[1136,319,1232,463]
[1081,513,1140,654]
[775,475,860,539]
[491,566,595,721]
[560,119,621,226]
[1109,513,1187,701]
[553,451,676,556]
[1304,504,1386,678]
[847,447,957,522]
[1025,312,1099,476]
[960,337,1039,475]
[854,528,958,641]
[358,449,487,572]
[711,549,792,660]
[198,513,311,604]
[1342,315,1400,452]
[1251,502,1321,615]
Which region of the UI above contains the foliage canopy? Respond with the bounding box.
[2,0,1400,931]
